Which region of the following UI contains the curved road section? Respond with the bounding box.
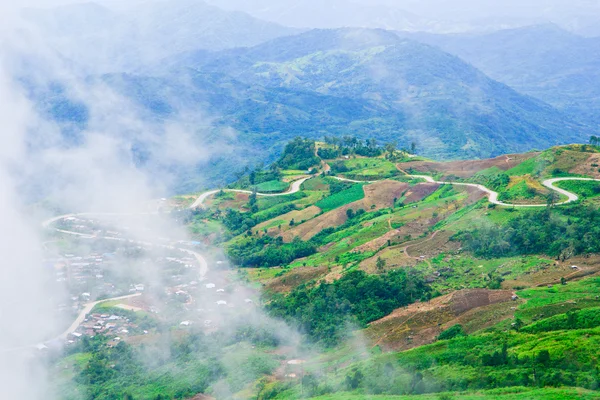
[330,174,600,208]
[190,177,310,209]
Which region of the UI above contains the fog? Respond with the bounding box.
[204,0,600,34]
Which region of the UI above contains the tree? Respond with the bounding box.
[438,324,465,340]
[376,256,386,272]
[590,136,599,146]
[346,209,355,219]
[512,317,524,331]
[385,142,397,158]
[410,141,417,154]
[536,350,551,366]
[546,191,559,207]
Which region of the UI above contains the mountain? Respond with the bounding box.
[205,0,434,31]
[400,24,600,125]
[27,28,597,192]
[165,29,591,157]
[21,0,299,73]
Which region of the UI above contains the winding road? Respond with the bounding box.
[190,168,600,209]
[331,174,600,208]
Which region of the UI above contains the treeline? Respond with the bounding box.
[267,269,430,346]
[319,136,384,158]
[227,235,317,268]
[458,206,600,259]
[469,169,510,191]
[319,135,416,160]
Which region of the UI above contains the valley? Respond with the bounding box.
[40,137,600,399]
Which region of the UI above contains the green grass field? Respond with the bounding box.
[254,180,290,193]
[315,184,366,212]
[332,158,399,180]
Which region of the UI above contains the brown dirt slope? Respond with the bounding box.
[266,266,328,294]
[362,180,410,209]
[399,153,538,179]
[402,183,440,204]
[571,153,600,178]
[365,289,515,351]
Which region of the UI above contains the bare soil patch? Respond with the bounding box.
[266,266,328,294]
[403,183,440,204]
[366,289,515,351]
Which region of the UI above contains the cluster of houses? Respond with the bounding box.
[68,312,146,347]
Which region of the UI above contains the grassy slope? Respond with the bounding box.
[192,145,600,398]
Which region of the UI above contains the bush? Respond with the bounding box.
[438,324,466,341]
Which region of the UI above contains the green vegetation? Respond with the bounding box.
[175,139,600,399]
[254,180,290,193]
[330,158,399,180]
[554,180,600,199]
[438,324,466,340]
[227,235,317,268]
[277,137,320,170]
[315,184,365,212]
[267,269,430,346]
[458,206,600,259]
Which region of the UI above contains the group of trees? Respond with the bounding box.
[276,137,320,170]
[227,235,317,268]
[458,206,600,260]
[267,269,430,346]
[320,136,417,159]
[589,136,600,146]
[320,135,384,158]
[72,335,221,400]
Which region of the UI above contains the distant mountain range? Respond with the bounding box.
[400,24,600,126]
[22,0,298,73]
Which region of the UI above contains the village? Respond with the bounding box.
[44,214,257,350]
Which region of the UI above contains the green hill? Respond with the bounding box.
[187,138,600,398]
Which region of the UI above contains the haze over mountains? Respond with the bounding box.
[22,0,298,73]
[11,0,600,193]
[206,0,600,36]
